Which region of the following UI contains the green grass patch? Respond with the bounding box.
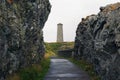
[69,58,100,80]
[45,42,74,54]
[7,58,50,80]
[38,58,50,80]
[19,58,50,80]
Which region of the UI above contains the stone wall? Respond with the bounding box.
[74,3,120,80]
[58,49,73,58]
[0,0,51,79]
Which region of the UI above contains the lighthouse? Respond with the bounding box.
[57,23,64,42]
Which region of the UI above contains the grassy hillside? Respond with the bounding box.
[45,42,74,54]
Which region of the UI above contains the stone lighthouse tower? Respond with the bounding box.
[57,23,64,42]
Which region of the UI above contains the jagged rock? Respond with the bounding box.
[0,0,51,79]
[74,3,120,80]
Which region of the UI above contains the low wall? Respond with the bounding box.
[58,49,74,58]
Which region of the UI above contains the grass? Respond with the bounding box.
[7,42,63,80]
[6,73,20,80]
[19,58,50,80]
[7,42,100,80]
[7,42,62,80]
[69,58,100,80]
[7,56,50,80]
[45,42,74,54]
[45,42,100,80]
[19,64,42,80]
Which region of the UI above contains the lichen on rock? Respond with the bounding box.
[74,2,120,80]
[0,0,51,79]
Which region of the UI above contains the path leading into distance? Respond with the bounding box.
[44,57,90,80]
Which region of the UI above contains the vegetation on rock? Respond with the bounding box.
[7,55,50,80]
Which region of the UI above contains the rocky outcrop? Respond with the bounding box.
[0,0,51,79]
[74,3,120,80]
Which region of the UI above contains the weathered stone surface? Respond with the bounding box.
[0,0,51,79]
[74,3,120,80]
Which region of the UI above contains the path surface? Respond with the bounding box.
[44,57,90,80]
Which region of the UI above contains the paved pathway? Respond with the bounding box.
[44,57,90,80]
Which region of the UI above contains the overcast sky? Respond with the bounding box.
[43,0,119,42]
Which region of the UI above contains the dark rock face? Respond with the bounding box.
[74,3,120,80]
[0,0,51,79]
